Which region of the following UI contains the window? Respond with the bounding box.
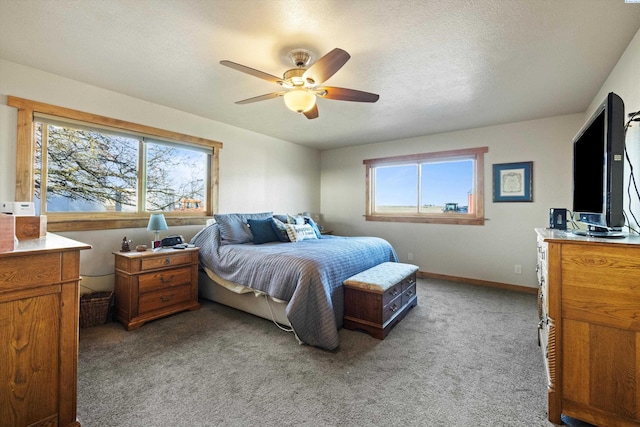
[364,147,488,225]
[9,96,222,231]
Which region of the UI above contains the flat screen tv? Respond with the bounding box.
[572,92,626,238]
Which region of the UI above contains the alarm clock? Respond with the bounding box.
[161,235,184,247]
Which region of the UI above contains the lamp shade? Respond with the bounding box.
[283,89,316,113]
[147,213,168,241]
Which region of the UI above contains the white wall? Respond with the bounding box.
[0,59,321,293]
[320,114,583,288]
[320,29,640,289]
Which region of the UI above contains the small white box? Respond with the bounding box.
[0,201,36,216]
[0,201,12,214]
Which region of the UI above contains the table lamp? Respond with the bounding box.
[147,213,168,243]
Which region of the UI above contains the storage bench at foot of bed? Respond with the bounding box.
[343,262,418,339]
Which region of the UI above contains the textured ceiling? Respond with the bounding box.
[1,0,639,149]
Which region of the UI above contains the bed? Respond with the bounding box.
[190,216,398,350]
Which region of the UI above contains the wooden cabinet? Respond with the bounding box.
[343,262,418,339]
[535,228,640,426]
[114,248,200,330]
[0,233,90,427]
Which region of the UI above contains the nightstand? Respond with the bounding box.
[113,247,200,330]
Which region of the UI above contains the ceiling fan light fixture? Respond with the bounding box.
[283,89,316,113]
[221,47,378,119]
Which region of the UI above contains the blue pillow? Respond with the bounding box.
[247,218,279,244]
[214,212,273,244]
[304,216,322,238]
[271,217,291,242]
[273,214,289,223]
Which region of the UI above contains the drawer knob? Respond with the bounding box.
[389,304,399,313]
[406,290,414,297]
[159,274,175,284]
[164,258,171,265]
[160,294,174,302]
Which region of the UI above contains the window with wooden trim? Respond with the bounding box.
[8,97,222,232]
[364,147,488,225]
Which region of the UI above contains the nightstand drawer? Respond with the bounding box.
[139,284,192,314]
[140,253,193,271]
[138,266,191,293]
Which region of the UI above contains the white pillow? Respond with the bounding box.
[285,223,318,242]
[287,214,305,225]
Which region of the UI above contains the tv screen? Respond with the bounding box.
[572,92,625,237]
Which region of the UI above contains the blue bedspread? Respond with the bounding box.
[191,224,398,350]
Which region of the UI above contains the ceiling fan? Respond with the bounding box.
[220,48,379,119]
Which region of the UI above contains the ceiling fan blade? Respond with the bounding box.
[303,104,319,119]
[302,48,350,85]
[235,92,284,104]
[318,87,379,103]
[220,60,285,85]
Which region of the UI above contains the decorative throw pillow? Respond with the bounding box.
[214,212,273,244]
[271,217,290,242]
[273,214,289,223]
[285,223,318,242]
[287,214,305,225]
[247,218,279,244]
[303,216,322,238]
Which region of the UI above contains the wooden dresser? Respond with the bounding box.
[0,233,91,427]
[535,228,640,426]
[113,247,200,330]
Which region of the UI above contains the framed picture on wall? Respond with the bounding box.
[493,161,533,202]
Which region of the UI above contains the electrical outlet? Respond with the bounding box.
[514,264,522,274]
[408,253,413,261]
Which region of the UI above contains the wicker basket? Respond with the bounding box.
[79,291,113,328]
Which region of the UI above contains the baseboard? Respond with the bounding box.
[417,271,537,295]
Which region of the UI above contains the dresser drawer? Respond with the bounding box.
[401,273,416,291]
[138,266,192,293]
[402,283,417,306]
[139,284,192,314]
[383,295,403,324]
[382,282,403,306]
[0,252,60,292]
[140,252,193,271]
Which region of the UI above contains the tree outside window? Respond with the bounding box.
[34,122,209,216]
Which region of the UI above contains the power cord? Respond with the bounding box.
[623,211,640,235]
[623,110,640,234]
[262,293,294,333]
[567,209,580,231]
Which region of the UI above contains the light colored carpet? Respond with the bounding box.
[77,278,594,426]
